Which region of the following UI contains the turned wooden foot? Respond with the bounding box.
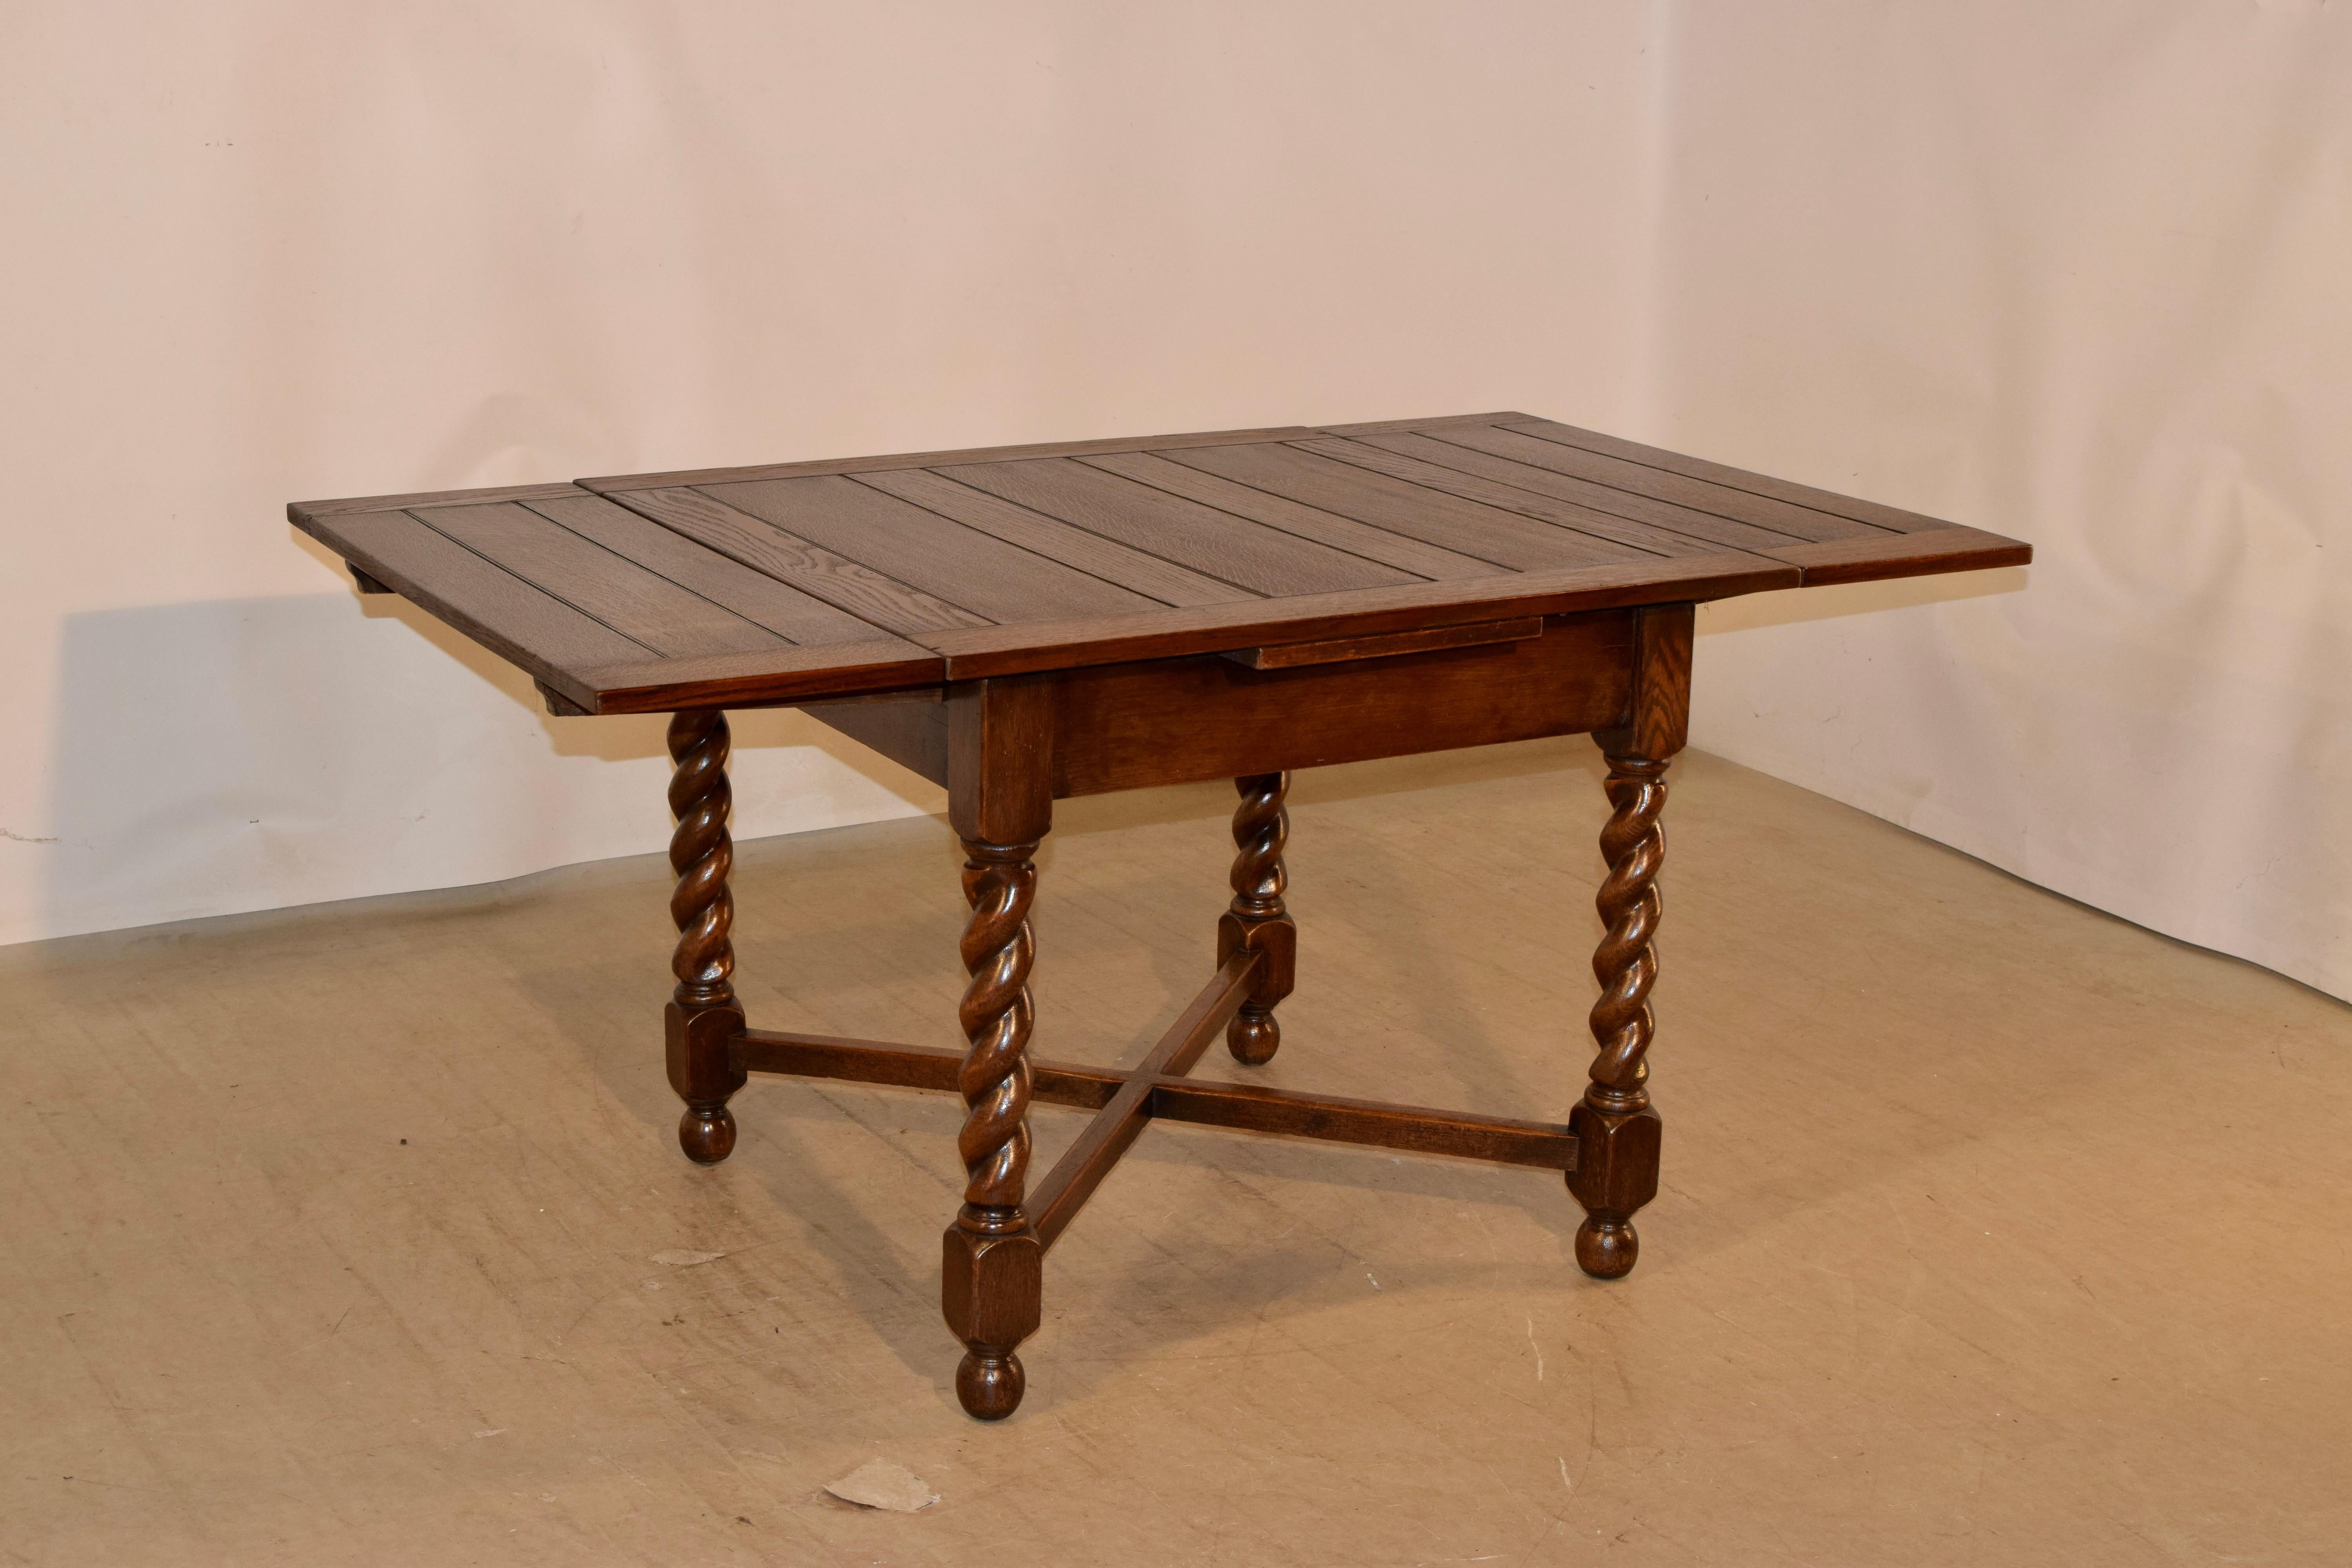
[1219,772,1296,1065]
[678,1102,737,1164]
[665,710,746,1164]
[944,836,1044,1418]
[956,1351,1025,1419]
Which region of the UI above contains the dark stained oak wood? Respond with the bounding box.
[732,1030,1121,1108]
[575,643,942,715]
[1078,450,1515,581]
[708,474,1161,624]
[916,553,1796,679]
[1223,615,1541,670]
[1501,416,1959,535]
[852,467,1255,608]
[534,679,592,717]
[785,613,1626,799]
[1290,437,1725,558]
[1761,526,2033,585]
[797,691,951,786]
[410,501,790,659]
[1219,774,1294,1065]
[604,485,988,637]
[521,490,892,645]
[291,479,586,520]
[1047,612,1633,798]
[1148,1081,1575,1170]
[940,676,1056,1419]
[946,817,1045,1420]
[1423,424,1889,543]
[1609,603,1696,762]
[948,677,1055,847]
[293,506,648,711]
[936,457,1422,597]
[665,710,746,1164]
[1568,603,1691,1279]
[1164,442,1654,570]
[1026,951,1263,1249]
[1312,410,1539,437]
[1341,430,1803,554]
[729,1030,1580,1169]
[294,411,2033,1423]
[301,411,2026,717]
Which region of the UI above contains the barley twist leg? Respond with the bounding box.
[1568,751,1668,1278]
[949,839,1040,1417]
[665,710,746,1163]
[1219,772,1297,1065]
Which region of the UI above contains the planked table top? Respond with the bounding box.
[290,411,2029,715]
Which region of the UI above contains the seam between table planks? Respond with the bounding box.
[1420,423,1896,544]
[406,501,793,661]
[304,496,945,712]
[588,484,998,636]
[846,467,1267,607]
[1073,449,1519,580]
[931,456,1428,598]
[682,474,1165,626]
[1331,429,1803,555]
[517,490,898,648]
[1496,417,1957,535]
[1154,441,1673,573]
[292,505,651,709]
[1285,437,1720,560]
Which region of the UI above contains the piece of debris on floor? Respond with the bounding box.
[823,1459,939,1513]
[650,1249,726,1267]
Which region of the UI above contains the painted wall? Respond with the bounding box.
[1658,3,2352,1001]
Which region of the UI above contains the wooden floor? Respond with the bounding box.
[4,741,2346,1566]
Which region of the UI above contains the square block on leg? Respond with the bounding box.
[940,1227,1042,1348]
[1565,1101,1661,1218]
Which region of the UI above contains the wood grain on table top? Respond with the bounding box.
[290,412,2030,713]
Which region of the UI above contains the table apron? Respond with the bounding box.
[793,607,1639,798]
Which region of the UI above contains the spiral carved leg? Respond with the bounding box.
[663,710,746,1165]
[1219,773,1297,1065]
[1567,751,1668,1278]
[942,838,1044,1419]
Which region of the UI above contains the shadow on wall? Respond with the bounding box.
[37,584,938,944]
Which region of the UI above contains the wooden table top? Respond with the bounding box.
[291,411,2028,715]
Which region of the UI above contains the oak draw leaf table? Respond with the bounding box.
[292,412,2029,1420]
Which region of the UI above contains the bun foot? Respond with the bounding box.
[1227,1009,1280,1065]
[956,1351,1025,1420]
[678,1102,737,1164]
[1574,1216,1639,1279]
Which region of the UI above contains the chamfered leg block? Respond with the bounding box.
[1218,772,1296,1065]
[666,709,746,1163]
